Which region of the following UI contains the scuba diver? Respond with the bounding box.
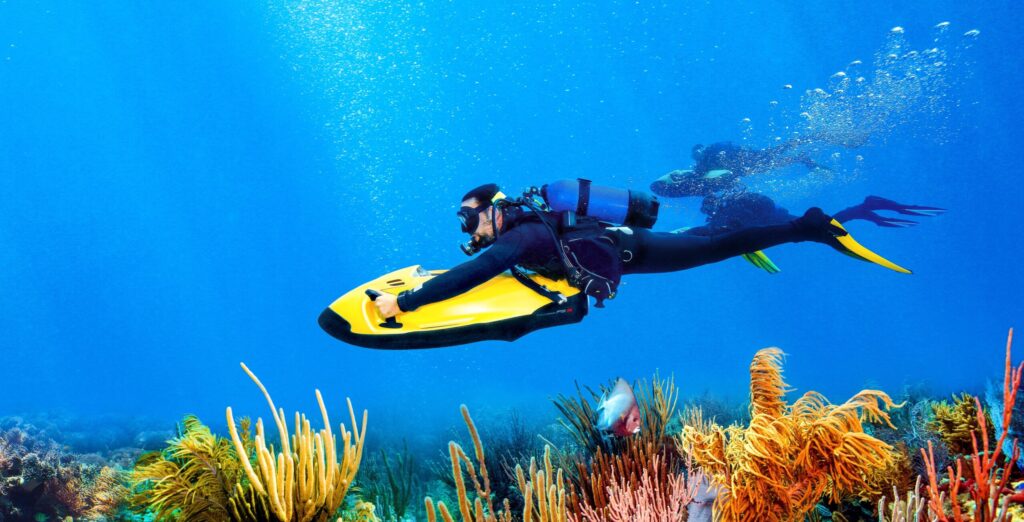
[682,191,945,237]
[370,181,908,320]
[650,135,943,241]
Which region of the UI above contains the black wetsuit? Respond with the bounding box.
[397,211,821,312]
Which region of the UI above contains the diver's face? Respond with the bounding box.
[462,199,497,244]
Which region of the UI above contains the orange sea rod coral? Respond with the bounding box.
[921,329,1023,522]
[678,348,898,522]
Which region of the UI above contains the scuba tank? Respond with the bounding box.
[541,178,659,228]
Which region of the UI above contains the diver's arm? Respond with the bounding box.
[396,231,526,312]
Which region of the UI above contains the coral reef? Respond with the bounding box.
[554,373,695,521]
[22,333,1024,522]
[985,369,1024,471]
[877,476,926,522]
[552,383,607,457]
[571,454,700,522]
[129,415,253,521]
[514,446,568,522]
[678,347,898,522]
[225,362,367,522]
[0,420,130,521]
[552,374,679,458]
[867,390,951,482]
[359,441,419,521]
[423,405,570,522]
[920,329,1023,522]
[565,437,693,520]
[129,362,367,522]
[928,392,994,456]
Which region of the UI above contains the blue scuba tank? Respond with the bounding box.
[541,178,659,228]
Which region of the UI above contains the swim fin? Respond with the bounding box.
[828,219,912,274]
[742,250,781,274]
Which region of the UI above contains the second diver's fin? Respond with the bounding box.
[829,219,912,274]
[742,250,781,274]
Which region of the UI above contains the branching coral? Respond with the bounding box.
[566,437,689,520]
[877,476,926,522]
[928,392,993,456]
[515,445,568,522]
[553,374,680,458]
[425,405,512,522]
[921,329,1023,522]
[424,405,570,522]
[552,374,689,521]
[636,372,680,444]
[571,454,701,522]
[678,347,898,522]
[553,383,608,456]
[362,441,418,521]
[226,362,368,522]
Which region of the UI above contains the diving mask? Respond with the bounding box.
[456,202,490,233]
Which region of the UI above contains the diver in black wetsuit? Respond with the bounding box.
[650,140,944,237]
[371,184,864,319]
[684,192,945,237]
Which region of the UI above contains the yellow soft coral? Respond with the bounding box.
[927,392,993,456]
[679,347,898,522]
[425,405,570,522]
[130,415,244,521]
[226,362,367,522]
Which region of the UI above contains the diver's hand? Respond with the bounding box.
[373,292,401,319]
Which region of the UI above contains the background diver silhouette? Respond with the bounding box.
[650,140,945,236]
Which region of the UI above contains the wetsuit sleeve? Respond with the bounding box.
[397,230,528,312]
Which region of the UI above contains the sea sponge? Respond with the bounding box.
[678,348,898,522]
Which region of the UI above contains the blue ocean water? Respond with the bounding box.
[1,1,1021,444]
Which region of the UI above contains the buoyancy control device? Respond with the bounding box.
[504,179,660,307]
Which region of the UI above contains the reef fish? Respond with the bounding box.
[596,378,641,437]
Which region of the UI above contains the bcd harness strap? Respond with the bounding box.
[509,266,567,305]
[499,196,590,305]
[577,178,591,216]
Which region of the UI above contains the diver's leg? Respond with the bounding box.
[623,211,831,274]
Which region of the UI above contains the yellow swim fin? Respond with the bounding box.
[742,250,781,274]
[829,219,912,274]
